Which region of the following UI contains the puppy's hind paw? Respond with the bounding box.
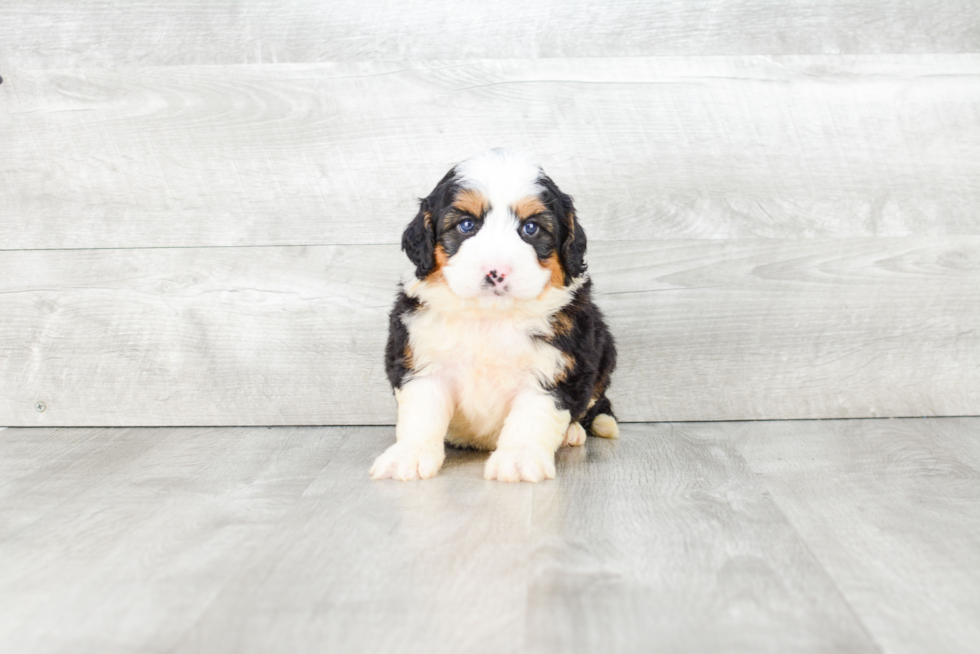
[484,446,556,483]
[590,414,619,439]
[370,442,445,481]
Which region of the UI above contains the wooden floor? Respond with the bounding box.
[1,418,978,653]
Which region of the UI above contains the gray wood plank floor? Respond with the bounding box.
[2,418,977,653]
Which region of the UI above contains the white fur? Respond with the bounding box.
[443,149,551,303]
[372,274,589,483]
[443,211,550,302]
[563,421,587,447]
[402,276,584,450]
[454,149,543,208]
[484,387,569,482]
[369,377,453,481]
[372,149,588,483]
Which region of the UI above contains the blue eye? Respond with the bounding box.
[458,219,476,234]
[522,221,539,237]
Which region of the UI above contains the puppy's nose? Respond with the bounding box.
[483,265,511,286]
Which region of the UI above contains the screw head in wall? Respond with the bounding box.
[35,401,46,412]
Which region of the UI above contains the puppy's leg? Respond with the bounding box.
[370,376,453,481]
[484,388,570,483]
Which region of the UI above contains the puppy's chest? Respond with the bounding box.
[407,309,561,388]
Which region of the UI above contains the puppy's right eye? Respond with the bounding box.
[458,219,476,234]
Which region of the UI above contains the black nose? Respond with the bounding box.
[486,270,506,285]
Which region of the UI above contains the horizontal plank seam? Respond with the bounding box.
[0,244,399,253]
[8,234,977,254]
[5,54,980,71]
[4,415,980,430]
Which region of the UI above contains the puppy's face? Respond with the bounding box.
[402,150,587,304]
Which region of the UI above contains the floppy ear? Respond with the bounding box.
[401,200,436,279]
[539,174,587,282]
[402,168,458,279]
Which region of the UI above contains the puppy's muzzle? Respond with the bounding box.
[482,266,511,293]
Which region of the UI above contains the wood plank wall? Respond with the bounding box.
[1,1,978,426]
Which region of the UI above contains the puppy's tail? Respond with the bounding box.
[582,395,620,440]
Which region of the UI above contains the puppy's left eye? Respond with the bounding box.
[458,219,476,234]
[522,221,539,237]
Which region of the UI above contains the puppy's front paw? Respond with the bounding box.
[562,421,586,447]
[370,442,445,481]
[484,446,556,483]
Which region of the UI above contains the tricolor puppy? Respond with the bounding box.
[370,149,618,483]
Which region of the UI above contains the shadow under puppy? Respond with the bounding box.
[371,149,618,483]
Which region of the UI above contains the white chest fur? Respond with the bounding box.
[403,278,579,449]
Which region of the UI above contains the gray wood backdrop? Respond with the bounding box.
[1,1,978,426]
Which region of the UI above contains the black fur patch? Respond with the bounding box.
[438,204,485,258]
[539,279,618,429]
[515,208,560,263]
[538,174,587,284]
[385,289,421,389]
[401,168,459,278]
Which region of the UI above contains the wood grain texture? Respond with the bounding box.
[726,418,980,654]
[526,423,877,653]
[0,245,396,426]
[175,429,535,654]
[11,421,954,653]
[1,238,977,426]
[916,416,980,471]
[2,0,979,69]
[0,426,347,654]
[3,55,979,249]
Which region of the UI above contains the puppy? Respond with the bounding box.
[370,149,618,482]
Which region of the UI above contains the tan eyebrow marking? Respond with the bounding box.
[512,195,548,220]
[453,189,489,216]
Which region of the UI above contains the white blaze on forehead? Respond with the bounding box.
[454,149,543,211]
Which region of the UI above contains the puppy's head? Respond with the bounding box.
[402,149,587,303]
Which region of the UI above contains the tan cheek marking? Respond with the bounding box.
[453,189,489,216]
[512,195,548,220]
[403,344,414,371]
[425,244,450,283]
[542,253,565,288]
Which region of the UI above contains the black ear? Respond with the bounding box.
[402,168,458,279]
[401,200,436,279]
[539,174,587,282]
